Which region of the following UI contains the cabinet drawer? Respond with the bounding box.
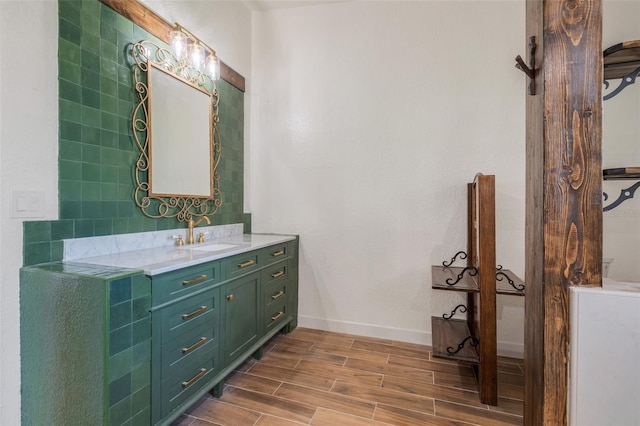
[260,242,291,266]
[222,251,261,279]
[265,302,289,331]
[264,280,289,309]
[161,319,217,377]
[162,346,218,414]
[261,260,289,286]
[161,289,217,342]
[153,262,220,305]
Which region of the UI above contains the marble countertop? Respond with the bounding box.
[70,233,296,276]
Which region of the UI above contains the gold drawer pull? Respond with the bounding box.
[226,294,234,301]
[238,260,255,268]
[271,271,285,279]
[182,337,207,354]
[182,275,208,286]
[271,290,284,300]
[182,368,207,388]
[182,306,207,320]
[271,311,284,321]
[272,250,285,257]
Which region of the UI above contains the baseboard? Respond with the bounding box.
[298,315,524,358]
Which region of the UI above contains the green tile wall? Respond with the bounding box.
[23,0,251,266]
[108,274,152,425]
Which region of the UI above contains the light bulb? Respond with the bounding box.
[205,55,220,80]
[189,43,205,70]
[169,30,187,61]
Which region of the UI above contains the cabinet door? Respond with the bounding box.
[222,272,261,364]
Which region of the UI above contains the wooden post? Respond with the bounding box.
[524,1,602,425]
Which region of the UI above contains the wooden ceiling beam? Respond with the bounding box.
[99,0,246,92]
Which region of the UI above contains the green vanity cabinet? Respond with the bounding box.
[20,235,299,426]
[20,264,153,426]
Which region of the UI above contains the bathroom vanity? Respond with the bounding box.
[20,229,299,426]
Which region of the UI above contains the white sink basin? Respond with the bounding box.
[188,243,239,252]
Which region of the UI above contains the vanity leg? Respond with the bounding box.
[210,382,224,398]
[253,347,263,360]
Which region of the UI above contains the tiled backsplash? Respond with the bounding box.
[23,0,249,266]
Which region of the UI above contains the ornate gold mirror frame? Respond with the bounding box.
[131,40,222,222]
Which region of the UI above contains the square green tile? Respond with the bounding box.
[59,80,82,104]
[24,221,52,244]
[109,348,132,381]
[51,241,64,262]
[60,180,82,202]
[101,165,118,183]
[60,139,82,162]
[51,220,75,240]
[102,183,119,201]
[82,162,101,182]
[95,218,114,236]
[82,87,101,109]
[131,385,150,419]
[82,181,101,201]
[101,130,118,148]
[113,218,129,234]
[82,125,101,145]
[81,68,101,92]
[101,91,118,114]
[59,59,81,84]
[74,219,95,237]
[60,99,82,124]
[59,38,81,63]
[110,301,131,331]
[59,159,82,181]
[60,201,82,220]
[82,106,101,129]
[108,394,131,425]
[24,242,51,266]
[108,372,131,406]
[81,32,101,55]
[82,143,101,164]
[59,17,81,45]
[109,325,132,356]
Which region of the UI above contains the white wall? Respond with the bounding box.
[602,1,640,282]
[0,2,59,425]
[250,1,526,352]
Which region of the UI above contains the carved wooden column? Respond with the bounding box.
[524,1,602,425]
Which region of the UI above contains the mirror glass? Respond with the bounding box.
[148,62,213,197]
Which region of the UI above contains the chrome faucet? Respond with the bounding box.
[186,216,211,244]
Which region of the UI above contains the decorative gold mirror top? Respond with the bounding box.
[131,40,222,222]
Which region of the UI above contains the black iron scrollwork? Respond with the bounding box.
[442,304,467,320]
[447,336,478,355]
[603,181,640,212]
[604,65,640,100]
[496,269,525,291]
[445,266,478,286]
[442,251,468,268]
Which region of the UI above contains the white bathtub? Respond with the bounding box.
[602,277,640,293]
[569,282,640,426]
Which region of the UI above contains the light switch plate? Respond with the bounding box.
[11,190,45,218]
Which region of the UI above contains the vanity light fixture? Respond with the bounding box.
[169,23,220,80]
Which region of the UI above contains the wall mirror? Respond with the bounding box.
[131,40,222,222]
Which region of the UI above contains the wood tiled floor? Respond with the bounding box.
[172,328,523,426]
